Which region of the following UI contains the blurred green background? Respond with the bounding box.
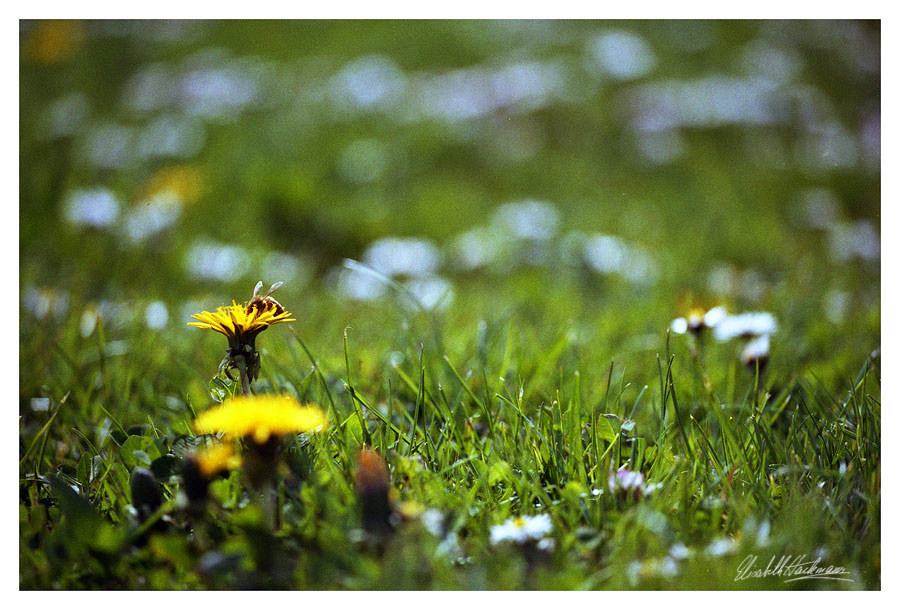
[20,18,879,420]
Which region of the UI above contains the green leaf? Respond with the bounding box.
[121,436,161,469]
[75,453,103,485]
[150,455,182,481]
[132,450,152,467]
[596,416,617,444]
[488,460,512,485]
[46,474,122,553]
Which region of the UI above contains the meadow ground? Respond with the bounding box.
[19,20,880,590]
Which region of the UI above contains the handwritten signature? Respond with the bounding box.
[735,554,854,584]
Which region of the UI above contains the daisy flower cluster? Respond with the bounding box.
[490,514,554,549]
[670,305,777,369]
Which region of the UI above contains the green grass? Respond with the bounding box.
[19,278,880,590]
[19,19,880,590]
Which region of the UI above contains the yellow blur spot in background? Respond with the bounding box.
[25,20,84,65]
[145,165,206,206]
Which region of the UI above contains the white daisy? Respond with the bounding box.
[741,334,771,368]
[670,306,728,335]
[713,311,777,342]
[490,514,553,545]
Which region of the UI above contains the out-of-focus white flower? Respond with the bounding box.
[334,265,387,301]
[184,240,249,282]
[823,289,851,323]
[626,556,679,585]
[404,275,455,311]
[330,55,407,113]
[670,306,728,335]
[536,537,556,553]
[608,467,660,500]
[609,467,645,492]
[363,237,440,278]
[450,226,507,270]
[492,200,560,241]
[436,531,465,560]
[421,508,445,538]
[713,311,777,342]
[585,30,657,81]
[80,301,132,336]
[702,306,728,328]
[31,398,51,412]
[582,233,658,284]
[669,542,692,560]
[741,334,771,369]
[63,187,120,228]
[659,556,679,578]
[828,220,880,262]
[144,301,169,329]
[337,138,389,184]
[417,508,467,562]
[670,317,689,334]
[23,286,70,320]
[706,538,738,557]
[746,518,772,547]
[490,514,553,545]
[122,193,181,243]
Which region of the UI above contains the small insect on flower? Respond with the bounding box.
[247,280,285,317]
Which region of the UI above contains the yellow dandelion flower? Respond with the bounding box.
[194,395,328,445]
[188,300,294,343]
[194,443,242,479]
[189,282,294,385]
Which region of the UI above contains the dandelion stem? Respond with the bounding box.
[263,483,279,532]
[236,356,252,395]
[274,480,283,532]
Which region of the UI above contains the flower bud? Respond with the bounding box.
[130,467,163,521]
